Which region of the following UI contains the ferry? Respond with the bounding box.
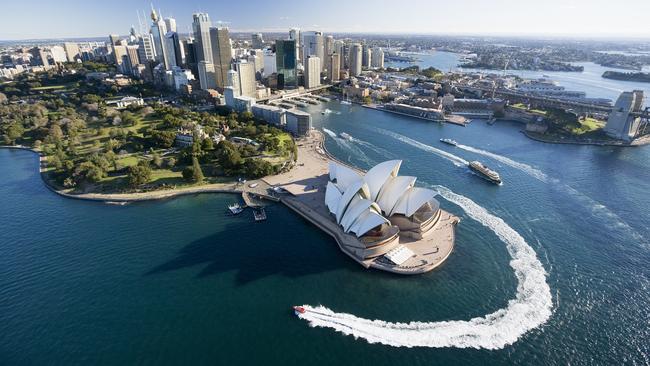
[339,132,353,141]
[469,161,502,184]
[440,138,458,146]
[228,203,244,215]
[293,306,306,315]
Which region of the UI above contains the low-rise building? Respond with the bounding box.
[105,96,144,109]
[252,104,287,126]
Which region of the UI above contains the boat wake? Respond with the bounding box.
[323,128,375,166]
[297,186,553,349]
[375,128,469,167]
[457,144,548,182]
[456,143,646,243]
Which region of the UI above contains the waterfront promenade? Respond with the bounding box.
[264,131,458,274]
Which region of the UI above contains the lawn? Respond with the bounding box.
[570,117,605,135]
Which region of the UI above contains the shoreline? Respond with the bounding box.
[361,104,468,126]
[522,131,650,147]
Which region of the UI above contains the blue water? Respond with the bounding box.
[2,102,650,364]
[386,51,650,104]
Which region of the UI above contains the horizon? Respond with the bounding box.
[2,0,650,41]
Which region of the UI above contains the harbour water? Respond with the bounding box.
[2,101,650,364]
[386,51,650,104]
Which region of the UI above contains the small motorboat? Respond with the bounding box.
[440,138,458,146]
[293,306,306,315]
[339,132,353,141]
[228,203,244,215]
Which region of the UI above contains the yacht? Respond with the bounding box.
[469,161,502,184]
[440,138,458,146]
[228,203,244,215]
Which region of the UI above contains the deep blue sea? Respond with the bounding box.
[2,100,650,364]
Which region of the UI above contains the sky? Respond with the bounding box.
[2,0,650,40]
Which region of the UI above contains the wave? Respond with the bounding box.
[375,128,469,167]
[297,186,553,349]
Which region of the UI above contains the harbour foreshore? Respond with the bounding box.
[3,131,458,274]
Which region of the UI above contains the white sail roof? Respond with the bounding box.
[340,196,382,232]
[390,187,437,217]
[348,210,390,238]
[363,160,401,201]
[329,162,362,192]
[325,181,342,215]
[376,176,417,215]
[335,180,370,224]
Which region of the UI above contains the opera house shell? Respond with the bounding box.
[326,160,450,269]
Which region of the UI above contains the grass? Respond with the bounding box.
[570,117,605,135]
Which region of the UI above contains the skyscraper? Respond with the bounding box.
[251,33,264,49]
[138,34,156,62]
[63,42,80,62]
[164,17,177,33]
[275,39,297,88]
[349,43,363,77]
[289,28,301,63]
[324,35,334,73]
[328,53,340,82]
[109,34,120,47]
[149,8,169,69]
[209,27,233,89]
[192,13,213,64]
[371,47,385,68]
[302,31,324,72]
[198,61,217,90]
[304,56,321,89]
[233,61,257,98]
[362,46,372,68]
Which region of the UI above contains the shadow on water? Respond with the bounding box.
[145,204,359,285]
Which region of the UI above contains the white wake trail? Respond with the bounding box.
[322,128,337,138]
[323,128,375,166]
[375,128,469,167]
[297,186,553,349]
[456,143,646,243]
[456,144,548,182]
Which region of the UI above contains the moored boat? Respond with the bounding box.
[228,203,244,215]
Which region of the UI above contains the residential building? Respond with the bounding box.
[305,56,321,88]
[371,47,384,68]
[252,104,287,126]
[286,109,312,137]
[302,31,324,71]
[328,53,341,82]
[349,43,362,76]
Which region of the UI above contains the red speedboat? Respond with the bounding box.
[293,306,306,315]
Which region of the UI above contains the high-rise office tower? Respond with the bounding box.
[328,53,340,82]
[334,40,345,70]
[150,8,169,68]
[275,39,297,88]
[289,28,301,63]
[109,34,120,47]
[302,31,324,72]
[63,42,80,62]
[209,27,233,89]
[164,17,177,33]
[304,56,321,89]
[126,45,141,68]
[349,43,362,76]
[113,45,128,69]
[163,32,181,68]
[138,34,156,62]
[233,61,257,98]
[263,50,277,76]
[251,33,264,49]
[192,13,213,64]
[362,46,372,68]
[371,47,384,68]
[198,61,217,89]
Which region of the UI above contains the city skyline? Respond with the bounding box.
[2,0,650,41]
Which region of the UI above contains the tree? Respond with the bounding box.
[127,161,152,188]
[182,157,205,183]
[149,130,176,148]
[243,158,274,178]
[216,141,243,172]
[201,137,214,151]
[0,92,7,104]
[4,122,25,144]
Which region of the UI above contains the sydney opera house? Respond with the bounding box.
[324,160,458,274]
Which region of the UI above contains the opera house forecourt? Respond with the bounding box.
[265,132,459,274]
